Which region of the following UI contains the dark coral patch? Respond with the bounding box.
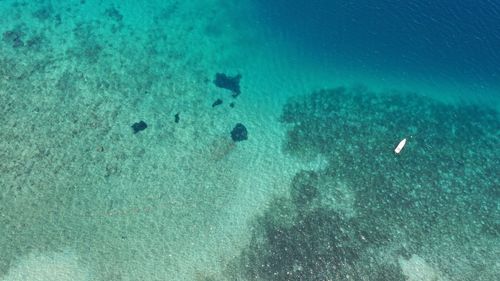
[290,170,319,207]
[105,7,123,22]
[33,6,53,21]
[214,73,242,97]
[239,201,369,281]
[230,123,248,142]
[230,86,499,281]
[212,98,223,107]
[3,29,24,48]
[131,121,147,134]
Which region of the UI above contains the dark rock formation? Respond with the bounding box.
[212,98,223,107]
[231,123,248,142]
[214,73,241,97]
[174,113,180,123]
[131,121,147,134]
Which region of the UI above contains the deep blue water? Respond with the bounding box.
[255,0,500,86]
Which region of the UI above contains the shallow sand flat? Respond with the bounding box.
[0,0,304,280]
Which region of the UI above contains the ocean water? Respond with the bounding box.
[253,0,500,105]
[0,0,498,281]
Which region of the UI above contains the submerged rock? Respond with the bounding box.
[230,123,248,142]
[131,121,147,134]
[214,73,242,97]
[212,98,223,107]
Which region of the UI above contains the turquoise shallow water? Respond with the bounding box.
[0,1,499,280]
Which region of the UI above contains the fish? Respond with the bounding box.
[394,138,407,154]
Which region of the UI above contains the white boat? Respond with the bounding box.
[394,138,407,154]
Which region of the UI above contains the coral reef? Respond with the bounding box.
[212,98,223,107]
[232,86,499,280]
[3,29,25,48]
[214,73,242,97]
[105,7,123,22]
[131,121,147,134]
[231,123,248,142]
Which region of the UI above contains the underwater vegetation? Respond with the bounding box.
[280,87,498,237]
[232,86,499,280]
[231,123,248,142]
[131,120,148,134]
[214,73,242,97]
